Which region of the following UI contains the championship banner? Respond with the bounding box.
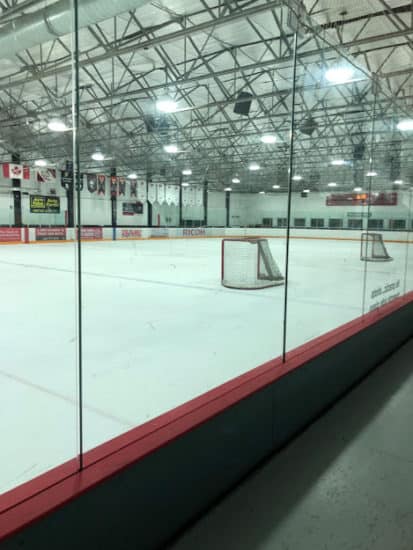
[87,174,97,194]
[171,185,180,206]
[36,168,57,184]
[188,185,195,206]
[110,176,118,198]
[195,185,203,206]
[165,184,173,205]
[182,186,189,206]
[2,163,30,180]
[157,183,165,204]
[30,195,60,214]
[118,177,126,196]
[147,182,157,204]
[130,181,137,197]
[97,174,106,195]
[138,181,147,201]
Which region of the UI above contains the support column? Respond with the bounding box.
[12,152,22,226]
[225,190,230,228]
[203,179,208,226]
[147,175,152,227]
[62,160,74,227]
[110,167,117,227]
[179,176,183,226]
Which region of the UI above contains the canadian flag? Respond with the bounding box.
[2,163,30,180]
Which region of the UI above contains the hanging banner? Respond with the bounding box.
[87,174,97,194]
[147,182,157,204]
[171,185,180,206]
[2,163,30,180]
[188,185,196,206]
[36,168,57,184]
[30,195,60,213]
[157,183,165,204]
[182,186,190,206]
[110,176,118,198]
[118,177,126,197]
[165,184,172,205]
[138,181,147,202]
[130,181,137,198]
[97,174,106,195]
[195,185,203,206]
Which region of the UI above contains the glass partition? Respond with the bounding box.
[78,2,294,451]
[0,0,411,504]
[0,1,79,493]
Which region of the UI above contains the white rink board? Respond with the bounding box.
[0,233,412,494]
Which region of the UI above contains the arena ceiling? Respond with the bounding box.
[0,0,412,193]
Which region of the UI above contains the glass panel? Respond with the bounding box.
[78,2,295,451]
[362,84,413,312]
[0,1,79,494]
[285,19,373,351]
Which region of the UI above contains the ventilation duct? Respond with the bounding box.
[0,0,151,58]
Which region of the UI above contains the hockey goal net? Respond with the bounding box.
[221,238,284,289]
[360,232,393,262]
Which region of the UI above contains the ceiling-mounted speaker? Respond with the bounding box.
[233,91,253,116]
[143,115,169,133]
[299,116,318,136]
[353,143,365,160]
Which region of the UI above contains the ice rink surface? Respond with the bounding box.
[0,236,411,493]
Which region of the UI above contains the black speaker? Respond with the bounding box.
[299,116,318,136]
[353,143,365,160]
[301,191,308,198]
[233,92,253,116]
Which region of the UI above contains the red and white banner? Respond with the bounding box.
[36,168,57,184]
[156,183,165,204]
[0,227,21,242]
[76,227,103,240]
[147,182,157,204]
[138,181,147,201]
[2,163,30,180]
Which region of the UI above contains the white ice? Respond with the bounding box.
[0,237,411,494]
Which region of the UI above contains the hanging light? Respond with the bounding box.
[325,66,354,84]
[182,168,192,176]
[292,175,302,181]
[232,177,240,184]
[92,151,105,161]
[181,182,189,187]
[397,119,413,131]
[48,118,68,132]
[327,182,338,187]
[331,159,346,166]
[127,173,138,179]
[34,159,47,167]
[272,185,280,189]
[164,144,178,154]
[261,134,277,144]
[156,98,177,113]
[224,187,232,192]
[249,162,260,171]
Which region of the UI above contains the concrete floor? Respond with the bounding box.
[169,338,413,550]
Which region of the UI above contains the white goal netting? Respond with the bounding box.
[360,232,393,262]
[221,238,284,289]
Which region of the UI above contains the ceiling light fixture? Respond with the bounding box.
[393,180,403,185]
[164,144,178,154]
[327,182,338,187]
[34,159,47,167]
[325,66,354,84]
[331,159,346,166]
[272,185,280,189]
[232,177,240,184]
[353,187,363,192]
[249,162,260,171]
[48,118,68,132]
[259,191,265,194]
[292,175,302,181]
[182,168,192,176]
[397,119,413,131]
[261,134,277,144]
[224,187,232,192]
[127,173,138,179]
[156,99,177,113]
[91,151,105,161]
[303,189,310,193]
[181,182,189,187]
[366,171,378,177]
